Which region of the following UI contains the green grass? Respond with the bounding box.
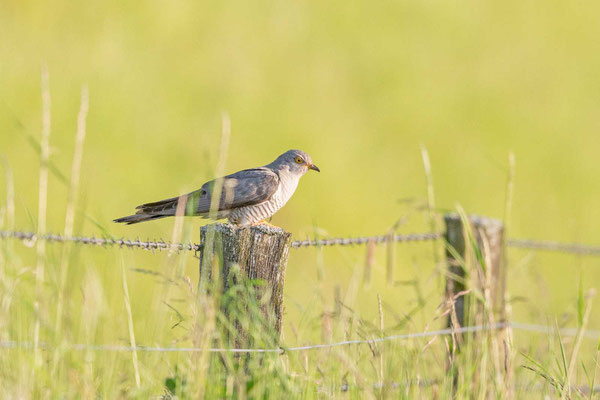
[2,0,600,397]
[1,126,599,397]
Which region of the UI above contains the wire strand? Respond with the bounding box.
[1,322,596,354]
[0,230,199,252]
[507,238,600,256]
[0,322,508,353]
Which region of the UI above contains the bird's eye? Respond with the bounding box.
[294,156,304,164]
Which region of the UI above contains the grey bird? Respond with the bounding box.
[114,149,320,226]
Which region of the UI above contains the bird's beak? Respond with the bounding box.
[308,163,320,172]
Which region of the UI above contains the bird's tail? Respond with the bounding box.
[113,214,168,225]
[114,196,183,225]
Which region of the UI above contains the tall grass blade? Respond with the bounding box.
[200,112,231,290]
[122,262,141,388]
[54,86,89,344]
[34,64,51,367]
[420,144,440,265]
[0,157,15,231]
[565,290,595,400]
[556,320,570,399]
[577,275,584,327]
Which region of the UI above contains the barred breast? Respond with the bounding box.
[228,198,279,225]
[228,171,300,226]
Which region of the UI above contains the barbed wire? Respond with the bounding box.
[0,230,441,252]
[2,229,600,256]
[507,238,600,256]
[0,322,596,354]
[0,230,200,252]
[290,232,441,248]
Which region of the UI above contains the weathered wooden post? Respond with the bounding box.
[198,223,292,343]
[444,214,512,395]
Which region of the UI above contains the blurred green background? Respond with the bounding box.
[1,0,600,355]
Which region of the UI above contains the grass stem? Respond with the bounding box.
[34,64,51,367]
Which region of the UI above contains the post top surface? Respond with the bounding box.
[200,222,291,236]
[443,213,503,229]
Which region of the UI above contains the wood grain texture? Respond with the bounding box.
[198,223,291,339]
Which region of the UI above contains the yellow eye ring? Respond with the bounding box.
[294,156,304,164]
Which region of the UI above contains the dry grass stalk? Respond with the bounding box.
[54,86,89,340]
[363,239,375,285]
[0,158,15,291]
[334,284,341,316]
[34,64,51,365]
[377,294,384,386]
[502,151,516,397]
[321,311,333,343]
[1,158,15,231]
[209,112,230,220]
[420,144,441,265]
[193,292,217,398]
[562,290,595,400]
[121,262,141,388]
[170,193,189,255]
[200,113,231,287]
[386,229,395,285]
[194,113,230,397]
[64,86,89,240]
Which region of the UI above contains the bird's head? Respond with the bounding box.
[272,149,320,176]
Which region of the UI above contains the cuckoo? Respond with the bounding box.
[114,149,319,226]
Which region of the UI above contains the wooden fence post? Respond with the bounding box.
[444,214,512,394]
[198,223,292,342]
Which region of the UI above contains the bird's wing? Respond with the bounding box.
[134,168,280,216]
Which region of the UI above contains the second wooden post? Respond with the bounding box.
[444,213,513,395]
